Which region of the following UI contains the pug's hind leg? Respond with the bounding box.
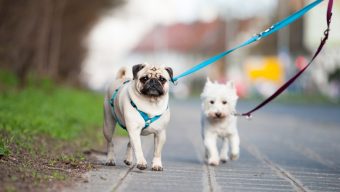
[103,101,116,166]
[124,142,133,166]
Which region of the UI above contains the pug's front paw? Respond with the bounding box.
[105,159,116,166]
[136,163,147,170]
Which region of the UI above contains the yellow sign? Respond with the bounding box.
[245,57,284,85]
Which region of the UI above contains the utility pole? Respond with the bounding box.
[277,0,290,65]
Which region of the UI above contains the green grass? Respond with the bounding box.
[0,82,104,142]
[0,70,127,155]
[0,139,10,156]
[0,69,129,190]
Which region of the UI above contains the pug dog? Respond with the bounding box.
[103,63,173,171]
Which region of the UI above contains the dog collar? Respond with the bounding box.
[110,80,165,130]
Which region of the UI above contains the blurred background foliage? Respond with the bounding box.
[0,0,123,87]
[0,1,125,190]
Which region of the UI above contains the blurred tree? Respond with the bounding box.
[0,0,123,86]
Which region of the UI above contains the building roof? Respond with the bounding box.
[133,19,226,53]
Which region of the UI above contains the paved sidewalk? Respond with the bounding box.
[64,100,340,192]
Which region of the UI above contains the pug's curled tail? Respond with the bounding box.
[116,66,132,80]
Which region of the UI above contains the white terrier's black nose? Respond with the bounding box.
[215,112,222,118]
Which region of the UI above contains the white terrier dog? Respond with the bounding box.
[201,78,240,166]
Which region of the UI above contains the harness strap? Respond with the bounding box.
[110,80,164,130]
[130,101,162,128]
[110,80,130,129]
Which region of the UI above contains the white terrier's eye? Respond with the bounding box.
[210,100,214,104]
[222,101,227,105]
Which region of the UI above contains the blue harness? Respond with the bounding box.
[109,80,162,130]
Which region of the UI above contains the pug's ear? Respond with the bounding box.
[132,64,145,80]
[165,67,174,82]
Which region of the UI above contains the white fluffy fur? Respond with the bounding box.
[201,78,240,166]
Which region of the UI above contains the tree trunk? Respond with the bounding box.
[36,0,52,75]
[48,0,66,79]
[15,1,40,87]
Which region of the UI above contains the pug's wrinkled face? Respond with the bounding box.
[132,64,173,97]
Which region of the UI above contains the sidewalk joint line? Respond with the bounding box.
[205,165,214,192]
[243,143,310,192]
[112,165,135,192]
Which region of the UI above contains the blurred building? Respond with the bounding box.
[304,0,340,100]
[82,0,340,100]
[127,19,226,97]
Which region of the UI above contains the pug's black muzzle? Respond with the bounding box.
[141,78,164,97]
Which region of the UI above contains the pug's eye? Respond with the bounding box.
[139,76,149,83]
[210,100,214,104]
[222,100,227,105]
[159,76,167,84]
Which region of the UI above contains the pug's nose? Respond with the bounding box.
[150,78,159,86]
[215,112,222,118]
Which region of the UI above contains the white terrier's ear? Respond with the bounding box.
[227,81,236,89]
[206,77,214,86]
[200,92,205,99]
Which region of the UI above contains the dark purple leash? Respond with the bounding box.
[236,0,334,118]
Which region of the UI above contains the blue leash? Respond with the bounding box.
[172,0,323,82]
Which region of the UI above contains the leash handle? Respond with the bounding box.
[238,0,333,118]
[172,0,323,82]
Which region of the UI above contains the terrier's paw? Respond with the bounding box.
[124,160,132,166]
[230,153,239,160]
[105,159,116,166]
[136,163,147,170]
[208,158,219,166]
[152,165,163,171]
[220,158,229,164]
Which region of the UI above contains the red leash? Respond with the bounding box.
[237,0,334,118]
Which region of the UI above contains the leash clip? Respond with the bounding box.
[253,33,262,41]
[171,79,178,86]
[245,114,252,120]
[233,112,252,120]
[324,28,330,36]
[254,25,274,41]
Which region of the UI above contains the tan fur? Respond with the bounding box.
[103,64,171,171]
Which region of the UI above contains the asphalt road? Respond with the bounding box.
[65,99,340,192]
